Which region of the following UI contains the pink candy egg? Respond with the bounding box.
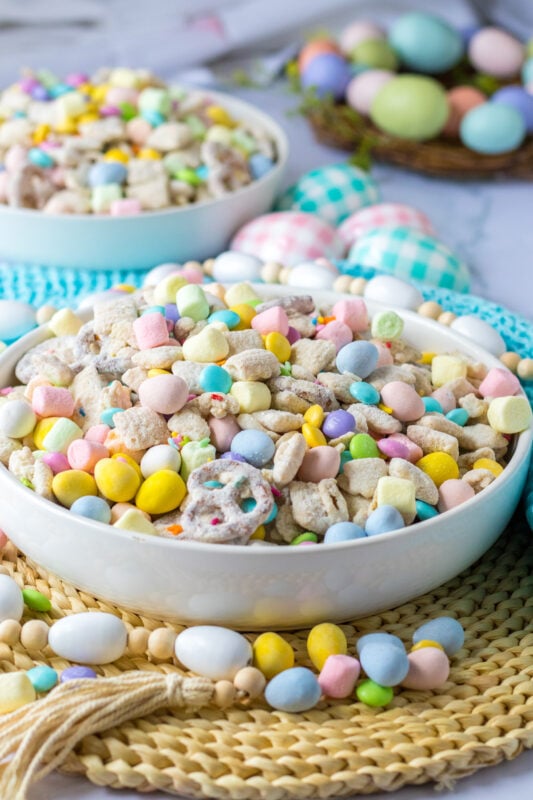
[437,479,475,512]
[298,39,340,72]
[431,387,456,414]
[339,21,385,55]
[209,415,241,452]
[443,86,486,137]
[297,446,341,483]
[401,647,450,690]
[319,654,361,698]
[378,433,423,463]
[230,212,343,267]
[380,381,425,422]
[468,27,525,79]
[138,374,188,415]
[346,69,394,115]
[337,203,434,251]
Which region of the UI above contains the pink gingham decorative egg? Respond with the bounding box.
[230,211,343,267]
[337,203,434,252]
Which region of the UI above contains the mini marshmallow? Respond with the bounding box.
[251,306,290,336]
[133,312,169,349]
[318,654,361,698]
[478,367,521,399]
[376,476,416,523]
[32,386,75,418]
[487,395,532,433]
[431,355,468,388]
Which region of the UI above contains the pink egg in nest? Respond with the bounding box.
[298,39,341,73]
[443,86,487,137]
[339,21,385,55]
[346,69,395,115]
[468,27,525,79]
[337,203,434,252]
[230,211,343,266]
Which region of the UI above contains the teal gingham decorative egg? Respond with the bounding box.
[348,226,470,292]
[276,163,381,226]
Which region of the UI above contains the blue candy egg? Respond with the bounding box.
[415,500,439,521]
[412,617,464,656]
[389,12,464,74]
[356,632,405,655]
[491,85,533,132]
[265,667,322,712]
[359,641,409,686]
[208,309,240,329]
[460,103,526,154]
[277,163,380,226]
[324,521,366,543]
[365,505,405,536]
[336,340,379,378]
[422,397,443,414]
[88,161,128,187]
[100,407,125,428]
[300,53,351,100]
[27,665,58,693]
[230,430,275,468]
[446,408,469,426]
[349,381,380,405]
[199,364,233,394]
[28,148,54,168]
[142,110,165,127]
[0,300,37,342]
[348,226,470,292]
[70,495,112,524]
[249,153,274,180]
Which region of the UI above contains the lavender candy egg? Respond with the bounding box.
[491,85,533,133]
[322,410,356,438]
[300,53,351,100]
[60,666,97,683]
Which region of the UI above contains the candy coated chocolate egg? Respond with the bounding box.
[230,212,343,266]
[339,21,384,55]
[351,227,470,292]
[380,381,425,422]
[413,616,464,656]
[337,203,433,251]
[351,39,398,70]
[460,103,526,154]
[336,340,378,378]
[450,315,506,356]
[357,632,405,655]
[297,446,341,482]
[389,12,464,73]
[371,75,449,140]
[48,612,127,664]
[298,39,340,72]
[175,626,252,680]
[211,251,263,283]
[491,85,533,132]
[138,374,188,415]
[0,574,24,623]
[437,479,475,512]
[287,261,337,290]
[324,522,366,543]
[364,275,423,310]
[468,27,524,79]
[277,164,380,226]
[265,667,321,712]
[443,86,486,137]
[359,641,409,686]
[346,70,394,115]
[0,300,36,342]
[322,409,356,438]
[300,53,351,100]
[401,647,450,690]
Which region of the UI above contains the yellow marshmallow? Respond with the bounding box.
[376,476,416,521]
[487,395,532,434]
[230,381,271,413]
[431,355,467,388]
[224,282,260,307]
[48,308,83,337]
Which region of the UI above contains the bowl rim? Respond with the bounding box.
[0,88,290,222]
[0,285,530,557]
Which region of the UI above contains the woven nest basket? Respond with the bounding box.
[305,103,533,179]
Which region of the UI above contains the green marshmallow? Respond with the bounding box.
[138,87,171,117]
[91,183,122,214]
[176,284,210,322]
[371,310,404,341]
[180,441,216,482]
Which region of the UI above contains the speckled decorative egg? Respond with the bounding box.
[468,27,524,78]
[346,69,395,114]
[276,163,380,226]
[348,226,470,292]
[337,203,434,251]
[460,103,526,154]
[491,85,533,132]
[230,211,343,267]
[389,12,464,73]
[298,39,340,72]
[351,39,398,70]
[339,21,385,55]
[371,75,449,140]
[443,86,486,136]
[300,53,351,100]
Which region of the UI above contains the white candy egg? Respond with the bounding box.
[0,300,36,342]
[140,444,181,478]
[287,262,338,290]
[212,251,263,283]
[0,574,24,623]
[364,275,424,310]
[450,315,506,356]
[174,625,252,680]
[48,612,128,665]
[0,399,36,438]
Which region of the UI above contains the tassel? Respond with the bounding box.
[0,671,214,800]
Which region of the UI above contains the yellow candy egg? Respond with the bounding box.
[411,639,445,652]
[250,525,265,540]
[205,104,237,128]
[303,404,325,428]
[473,457,504,477]
[416,452,459,487]
[52,470,97,508]
[264,331,291,363]
[307,623,347,671]
[147,368,171,377]
[104,148,129,163]
[302,423,327,448]
[138,148,162,160]
[33,417,61,450]
[135,469,186,515]
[111,452,142,480]
[230,304,256,330]
[253,632,295,679]
[90,84,110,104]
[32,124,50,145]
[78,112,100,125]
[94,458,141,503]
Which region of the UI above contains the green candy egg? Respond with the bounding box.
[351,39,399,71]
[371,75,449,141]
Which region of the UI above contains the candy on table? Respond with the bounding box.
[174,626,252,681]
[0,574,24,622]
[47,612,128,665]
[0,68,277,213]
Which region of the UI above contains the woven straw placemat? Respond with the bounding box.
[0,509,532,798]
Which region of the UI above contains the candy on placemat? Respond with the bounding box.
[265,667,322,712]
[359,640,409,686]
[412,616,464,656]
[307,623,348,671]
[0,574,24,623]
[175,626,252,680]
[253,632,295,679]
[48,612,128,665]
[318,654,361,698]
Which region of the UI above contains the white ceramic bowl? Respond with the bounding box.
[0,285,530,629]
[0,91,288,270]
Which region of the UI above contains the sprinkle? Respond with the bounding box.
[211,393,223,401]
[210,517,221,525]
[79,407,86,417]
[378,403,393,414]
[271,486,281,497]
[385,342,392,349]
[199,438,211,448]
[20,477,34,489]
[166,524,183,536]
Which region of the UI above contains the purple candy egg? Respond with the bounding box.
[66,72,89,87]
[322,409,356,438]
[164,303,180,324]
[377,438,410,459]
[220,451,247,462]
[31,85,50,101]
[100,105,121,117]
[60,665,97,682]
[286,326,301,344]
[20,78,40,93]
[492,86,533,132]
[301,53,351,100]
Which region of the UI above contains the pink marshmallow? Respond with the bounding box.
[478,367,521,399]
[84,424,110,443]
[316,320,353,352]
[251,306,289,336]
[209,415,241,452]
[32,386,75,418]
[133,312,169,349]
[110,198,142,216]
[67,439,109,473]
[381,433,423,463]
[331,298,369,333]
[437,479,475,512]
[431,387,456,414]
[41,452,70,474]
[318,655,361,698]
